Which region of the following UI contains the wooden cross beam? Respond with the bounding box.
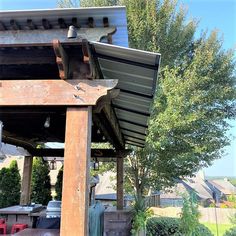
[0,79,117,106]
[0,28,116,47]
[24,148,130,158]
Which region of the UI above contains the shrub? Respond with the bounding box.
[194,224,214,236]
[55,166,63,200]
[31,157,52,205]
[224,227,236,236]
[179,193,201,235]
[0,160,21,208]
[146,217,213,236]
[147,217,181,236]
[131,196,153,235]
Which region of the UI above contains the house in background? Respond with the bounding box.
[95,171,132,207]
[160,171,214,207]
[206,178,236,200]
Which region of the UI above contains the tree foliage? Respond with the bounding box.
[57,0,80,8]
[0,160,21,208]
[55,166,63,200]
[148,32,236,188]
[57,0,236,197]
[31,157,52,205]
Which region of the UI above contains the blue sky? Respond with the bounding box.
[0,0,235,176]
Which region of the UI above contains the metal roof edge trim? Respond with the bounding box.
[0,6,126,15]
[91,41,161,57]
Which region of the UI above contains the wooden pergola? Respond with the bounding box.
[0,7,160,236]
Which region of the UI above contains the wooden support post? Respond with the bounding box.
[20,156,33,205]
[61,107,92,236]
[117,157,124,210]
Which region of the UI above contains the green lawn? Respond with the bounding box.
[203,223,233,236]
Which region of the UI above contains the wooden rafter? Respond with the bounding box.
[0,79,118,106]
[82,39,97,79]
[93,89,125,149]
[53,39,69,80]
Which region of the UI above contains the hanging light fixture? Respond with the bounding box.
[44,116,51,128]
[93,158,99,171]
[49,158,57,170]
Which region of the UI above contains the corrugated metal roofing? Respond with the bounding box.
[0,7,128,47]
[91,42,161,147]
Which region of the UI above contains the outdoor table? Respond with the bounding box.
[0,205,45,233]
[14,228,60,236]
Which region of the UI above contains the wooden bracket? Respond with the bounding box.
[2,131,37,151]
[82,39,97,79]
[93,88,124,148]
[93,89,120,113]
[53,39,69,80]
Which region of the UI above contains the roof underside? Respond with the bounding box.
[91,42,161,147]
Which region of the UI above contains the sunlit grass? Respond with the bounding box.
[203,222,233,236]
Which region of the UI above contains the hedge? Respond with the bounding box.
[146,217,213,236]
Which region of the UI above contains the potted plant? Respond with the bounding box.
[131,196,153,236]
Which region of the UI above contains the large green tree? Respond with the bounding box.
[55,166,63,201]
[0,160,21,208]
[31,157,52,205]
[58,0,236,198]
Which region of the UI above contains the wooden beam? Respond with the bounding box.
[0,79,118,106]
[42,19,52,29]
[26,19,37,30]
[93,90,125,149]
[0,21,6,31]
[53,40,69,80]
[61,107,91,236]
[103,105,125,148]
[20,156,33,205]
[2,131,37,151]
[71,17,80,28]
[117,157,124,210]
[93,103,125,149]
[24,147,130,158]
[58,18,67,29]
[0,28,116,47]
[88,17,94,28]
[103,17,109,27]
[0,48,56,65]
[10,19,21,30]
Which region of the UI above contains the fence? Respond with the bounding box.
[151,207,236,224]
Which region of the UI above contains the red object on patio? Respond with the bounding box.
[0,223,7,235]
[0,219,5,224]
[11,224,28,234]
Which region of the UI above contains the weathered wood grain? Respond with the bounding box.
[117,157,124,210]
[20,156,33,205]
[53,39,69,80]
[0,79,118,106]
[61,107,91,236]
